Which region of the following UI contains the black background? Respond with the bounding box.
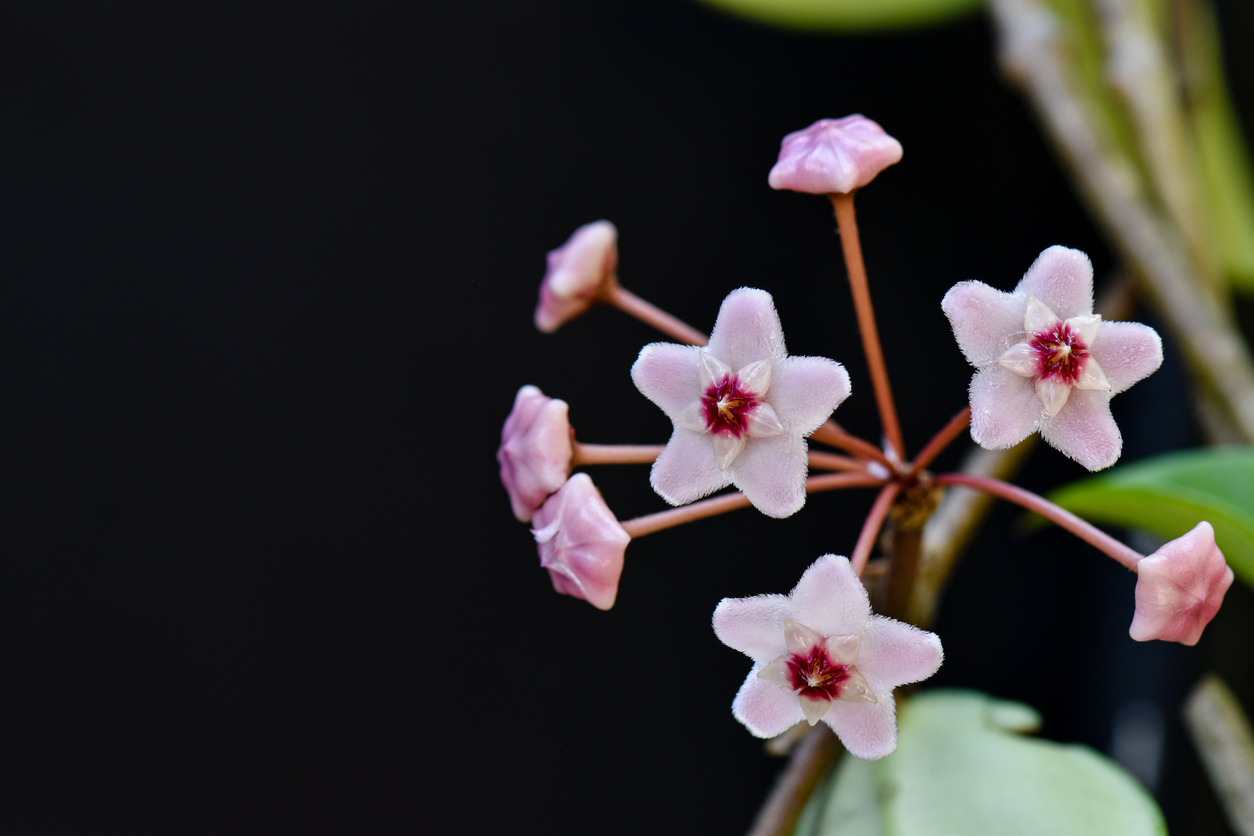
[1,1,1252,833]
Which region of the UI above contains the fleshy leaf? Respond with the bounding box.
[696,0,980,32]
[1047,446,1254,589]
[795,690,1165,835]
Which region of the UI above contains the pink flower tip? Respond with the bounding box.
[1130,522,1233,646]
[498,385,574,522]
[531,473,629,610]
[535,220,619,333]
[768,116,903,195]
[713,555,942,759]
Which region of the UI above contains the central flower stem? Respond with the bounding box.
[829,192,905,464]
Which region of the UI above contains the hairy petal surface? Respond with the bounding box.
[1015,246,1094,321]
[1090,321,1164,394]
[649,427,730,505]
[631,342,703,418]
[732,673,805,738]
[769,355,852,435]
[789,555,871,639]
[1039,388,1121,470]
[942,281,1026,367]
[856,616,944,692]
[827,694,899,760]
[713,594,790,662]
[969,366,1041,449]
[728,433,808,519]
[705,288,787,372]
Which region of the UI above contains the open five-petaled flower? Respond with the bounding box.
[714,555,943,759]
[1130,522,1233,646]
[631,288,850,518]
[943,246,1163,470]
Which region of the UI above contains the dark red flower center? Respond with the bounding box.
[701,375,759,437]
[785,646,851,701]
[1031,321,1089,383]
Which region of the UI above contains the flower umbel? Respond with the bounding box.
[942,246,1163,470]
[531,473,629,610]
[1130,522,1234,646]
[535,220,618,333]
[713,555,943,759]
[631,288,850,518]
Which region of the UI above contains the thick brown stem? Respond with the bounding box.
[747,725,841,836]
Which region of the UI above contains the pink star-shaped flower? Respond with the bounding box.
[631,288,850,518]
[942,246,1163,470]
[1130,522,1233,646]
[714,555,943,759]
[498,385,574,522]
[531,473,629,611]
[767,115,904,195]
[534,221,618,333]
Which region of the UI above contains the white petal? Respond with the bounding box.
[737,357,773,397]
[673,399,709,432]
[789,556,870,639]
[997,341,1038,378]
[631,342,702,418]
[1039,388,1122,470]
[732,673,805,738]
[968,365,1042,449]
[711,432,747,471]
[712,593,790,661]
[783,619,825,656]
[649,427,731,505]
[1089,321,1164,393]
[825,694,899,760]
[1073,356,1111,391]
[706,288,787,371]
[767,355,851,435]
[1067,313,1101,347]
[1024,294,1061,334]
[856,616,944,692]
[728,433,807,518]
[941,280,1028,367]
[799,692,834,725]
[837,666,877,704]
[698,349,732,390]
[1035,377,1072,417]
[746,402,784,438]
[1016,245,1095,321]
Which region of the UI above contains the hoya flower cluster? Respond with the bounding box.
[497,114,1233,763]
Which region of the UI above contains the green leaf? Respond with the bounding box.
[796,690,1165,836]
[1047,446,1254,588]
[694,0,981,32]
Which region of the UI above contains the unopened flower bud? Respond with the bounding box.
[535,220,618,333]
[1130,522,1233,646]
[768,116,903,195]
[531,473,629,610]
[498,385,574,522]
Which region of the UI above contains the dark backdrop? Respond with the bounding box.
[1,1,1251,833]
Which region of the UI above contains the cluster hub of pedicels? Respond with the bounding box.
[500,114,1235,761]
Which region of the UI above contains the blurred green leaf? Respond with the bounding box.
[795,690,1165,835]
[695,0,981,32]
[1048,446,1254,588]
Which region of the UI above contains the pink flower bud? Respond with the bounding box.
[498,385,574,522]
[768,116,903,195]
[1130,522,1233,646]
[531,473,629,610]
[534,220,619,333]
